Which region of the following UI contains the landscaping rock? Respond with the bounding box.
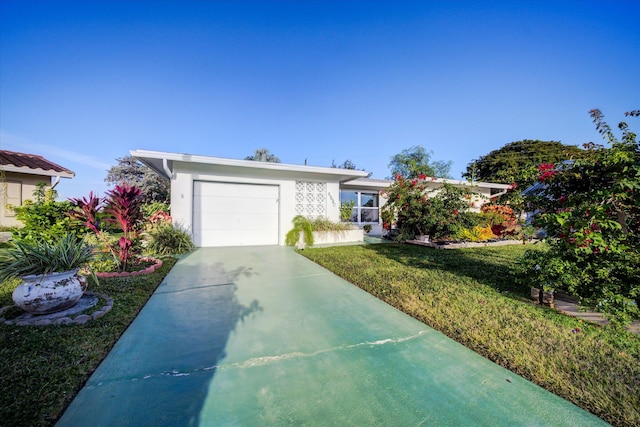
[73,315,91,325]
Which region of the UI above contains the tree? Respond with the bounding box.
[331,159,372,177]
[463,140,584,186]
[518,110,640,325]
[245,148,280,163]
[463,140,584,214]
[105,156,169,204]
[388,146,452,179]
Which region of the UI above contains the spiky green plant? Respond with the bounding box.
[145,222,194,255]
[0,234,95,282]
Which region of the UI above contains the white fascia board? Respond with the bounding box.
[430,177,511,190]
[130,149,368,182]
[0,165,75,178]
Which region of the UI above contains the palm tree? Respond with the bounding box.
[244,148,281,163]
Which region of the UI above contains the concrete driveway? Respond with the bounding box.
[57,246,607,426]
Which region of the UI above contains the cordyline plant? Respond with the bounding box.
[518,109,640,325]
[104,183,144,272]
[69,183,145,272]
[380,174,476,241]
[68,191,102,234]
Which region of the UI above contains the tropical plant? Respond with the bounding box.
[68,191,102,234]
[244,148,281,163]
[103,183,145,272]
[388,145,452,179]
[519,109,640,325]
[145,222,194,255]
[0,234,95,282]
[11,183,82,242]
[339,200,355,222]
[141,201,170,219]
[380,175,475,241]
[286,216,314,247]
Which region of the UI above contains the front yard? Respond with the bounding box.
[301,243,640,427]
[0,257,177,427]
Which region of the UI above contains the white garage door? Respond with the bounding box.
[193,181,279,247]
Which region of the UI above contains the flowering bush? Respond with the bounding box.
[480,204,518,237]
[518,109,640,325]
[457,225,496,242]
[380,175,475,241]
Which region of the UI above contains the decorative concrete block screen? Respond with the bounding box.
[295,181,326,218]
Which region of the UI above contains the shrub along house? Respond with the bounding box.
[0,150,75,228]
[131,149,511,247]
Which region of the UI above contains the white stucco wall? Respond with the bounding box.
[169,161,345,246]
[0,172,52,228]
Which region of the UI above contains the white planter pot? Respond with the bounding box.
[13,269,87,315]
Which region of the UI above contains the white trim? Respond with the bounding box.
[130,149,368,181]
[0,165,74,178]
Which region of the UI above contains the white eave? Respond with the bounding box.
[130,149,369,183]
[342,177,511,191]
[0,164,75,178]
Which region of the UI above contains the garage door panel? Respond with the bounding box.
[193,181,279,247]
[194,197,278,215]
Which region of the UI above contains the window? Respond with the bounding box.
[340,190,379,223]
[3,181,22,217]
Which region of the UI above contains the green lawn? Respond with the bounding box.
[0,257,177,427]
[301,243,640,427]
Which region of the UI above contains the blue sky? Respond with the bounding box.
[1,0,638,199]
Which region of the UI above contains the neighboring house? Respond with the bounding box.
[0,150,75,228]
[131,149,511,247]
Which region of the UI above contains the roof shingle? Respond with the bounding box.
[0,150,74,175]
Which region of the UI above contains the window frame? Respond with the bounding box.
[340,190,380,224]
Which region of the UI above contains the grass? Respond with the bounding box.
[301,243,640,427]
[0,257,177,427]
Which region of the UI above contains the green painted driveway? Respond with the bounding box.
[57,246,607,426]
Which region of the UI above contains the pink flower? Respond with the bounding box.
[418,173,427,180]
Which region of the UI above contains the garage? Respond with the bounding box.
[193,181,279,247]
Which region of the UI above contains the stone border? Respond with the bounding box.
[95,257,163,278]
[0,291,114,326]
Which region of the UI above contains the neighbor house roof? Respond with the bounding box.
[0,150,75,178]
[130,149,369,182]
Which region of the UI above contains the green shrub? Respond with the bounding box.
[141,201,170,219]
[380,178,476,241]
[144,222,194,255]
[285,216,314,247]
[285,216,356,247]
[339,200,355,222]
[521,109,640,325]
[11,184,83,243]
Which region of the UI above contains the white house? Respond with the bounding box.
[131,149,511,247]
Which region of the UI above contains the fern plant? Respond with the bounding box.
[285,216,315,247]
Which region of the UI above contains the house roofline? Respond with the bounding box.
[130,149,369,182]
[0,164,75,178]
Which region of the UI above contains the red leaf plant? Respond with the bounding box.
[68,191,103,234]
[104,183,144,272]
